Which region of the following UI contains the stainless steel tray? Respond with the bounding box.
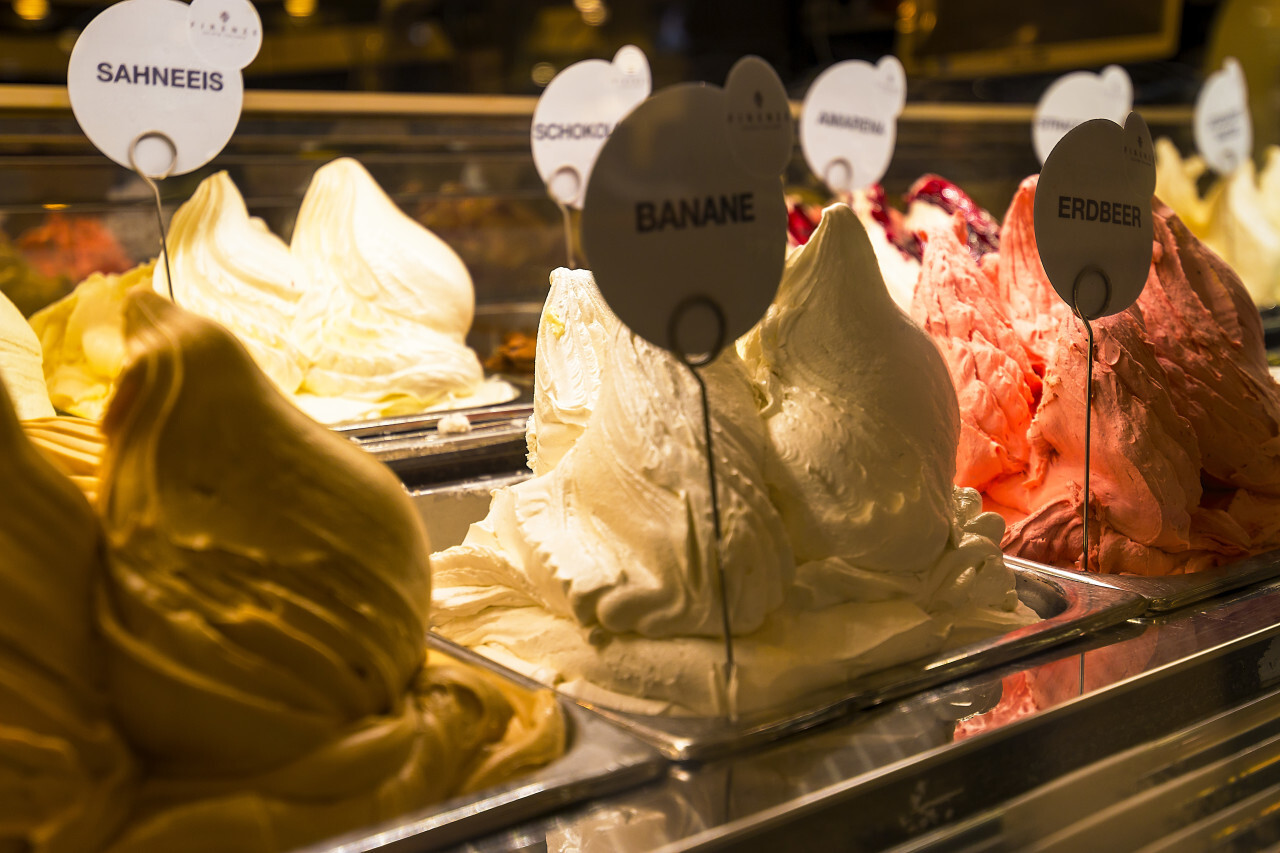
[1005,549,1280,615]
[341,402,533,487]
[431,562,1145,763]
[291,648,666,853]
[334,302,541,488]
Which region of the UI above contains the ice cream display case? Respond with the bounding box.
[11,79,1280,853]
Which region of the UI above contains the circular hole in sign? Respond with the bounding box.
[667,294,727,367]
[1072,265,1112,321]
[128,130,178,180]
[823,158,853,194]
[548,166,582,206]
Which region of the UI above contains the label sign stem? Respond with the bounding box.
[129,130,177,302]
[558,201,576,269]
[1071,269,1107,573]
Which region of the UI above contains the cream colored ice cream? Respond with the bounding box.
[29,262,154,421]
[433,204,1034,717]
[0,376,135,853]
[154,171,305,394]
[92,291,561,851]
[290,157,516,422]
[1155,139,1280,306]
[0,287,55,419]
[524,268,619,476]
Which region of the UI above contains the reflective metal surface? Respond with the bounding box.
[431,576,1280,853]
[1008,549,1280,614]
[432,563,1144,763]
[295,652,665,853]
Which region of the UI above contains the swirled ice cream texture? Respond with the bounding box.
[154,170,305,394]
[525,268,619,475]
[0,377,135,853]
[92,292,561,850]
[914,176,1280,575]
[290,158,515,422]
[433,204,1033,716]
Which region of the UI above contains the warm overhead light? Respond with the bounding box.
[581,1,608,27]
[42,203,68,211]
[284,0,316,18]
[531,62,556,86]
[13,0,49,22]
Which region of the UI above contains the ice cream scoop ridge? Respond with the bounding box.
[433,204,1032,716]
[0,286,55,419]
[525,267,619,475]
[95,291,562,850]
[0,376,135,852]
[154,170,305,394]
[290,157,515,421]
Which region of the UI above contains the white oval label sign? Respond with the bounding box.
[1033,65,1132,166]
[531,46,651,209]
[68,0,248,178]
[1034,112,1156,319]
[800,56,906,193]
[1195,57,1252,176]
[581,56,791,357]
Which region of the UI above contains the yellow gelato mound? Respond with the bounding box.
[29,262,154,420]
[0,378,136,852]
[96,291,563,849]
[22,415,105,504]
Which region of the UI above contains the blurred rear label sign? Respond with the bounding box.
[1034,112,1156,319]
[68,0,254,177]
[531,46,651,209]
[1033,65,1132,166]
[800,56,906,193]
[582,56,791,357]
[1195,57,1252,176]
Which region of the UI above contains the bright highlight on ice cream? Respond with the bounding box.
[1155,139,1280,306]
[290,157,516,423]
[154,170,305,394]
[88,291,562,850]
[432,204,1034,717]
[913,176,1280,575]
[30,161,517,425]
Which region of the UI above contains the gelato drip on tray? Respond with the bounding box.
[433,204,1035,717]
[913,176,1280,575]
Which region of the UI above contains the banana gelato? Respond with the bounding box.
[433,204,1034,717]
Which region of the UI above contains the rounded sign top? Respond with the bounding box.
[531,45,651,209]
[581,58,791,359]
[68,0,246,178]
[187,0,263,70]
[800,56,906,193]
[1034,112,1156,319]
[1195,57,1252,176]
[1033,65,1133,166]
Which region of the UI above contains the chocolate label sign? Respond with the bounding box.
[1195,57,1252,176]
[68,0,250,177]
[1034,112,1156,318]
[800,56,906,193]
[582,56,790,357]
[531,46,651,209]
[1033,65,1132,166]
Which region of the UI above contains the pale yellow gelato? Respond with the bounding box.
[0,286,56,419]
